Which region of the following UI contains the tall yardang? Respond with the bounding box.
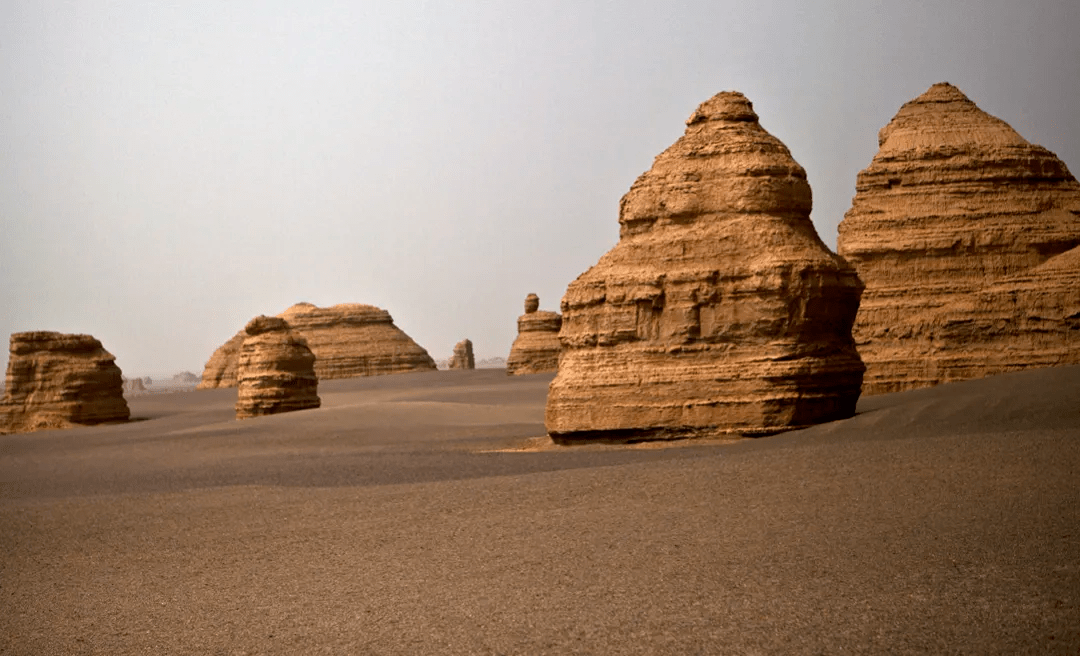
[0,332,130,433]
[448,339,475,370]
[837,83,1080,394]
[506,294,562,375]
[235,316,320,419]
[546,91,865,443]
[199,303,437,389]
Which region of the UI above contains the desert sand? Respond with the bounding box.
[1,366,1078,654]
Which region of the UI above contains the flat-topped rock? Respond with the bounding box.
[837,83,1080,394]
[0,331,129,433]
[235,316,320,419]
[448,339,475,370]
[546,91,865,443]
[506,294,561,375]
[199,303,436,388]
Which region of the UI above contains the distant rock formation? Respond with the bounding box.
[448,339,475,370]
[197,331,245,389]
[837,83,1080,394]
[546,91,865,443]
[199,303,436,388]
[476,356,507,369]
[0,332,130,433]
[235,316,320,419]
[123,377,146,394]
[506,294,562,375]
[172,371,199,384]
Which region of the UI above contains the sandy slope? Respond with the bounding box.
[1,367,1077,654]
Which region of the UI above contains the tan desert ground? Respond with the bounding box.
[1,366,1078,654]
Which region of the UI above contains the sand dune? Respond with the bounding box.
[1,366,1077,654]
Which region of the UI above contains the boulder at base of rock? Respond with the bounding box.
[545,91,865,443]
[837,82,1080,394]
[506,294,562,375]
[448,339,475,370]
[235,316,320,419]
[0,331,130,433]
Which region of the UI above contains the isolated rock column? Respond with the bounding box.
[0,331,130,433]
[448,339,475,370]
[235,316,321,419]
[546,91,865,443]
[837,82,1080,394]
[506,294,562,375]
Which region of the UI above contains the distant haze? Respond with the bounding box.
[2,1,1077,377]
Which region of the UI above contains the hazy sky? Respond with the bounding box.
[2,0,1078,377]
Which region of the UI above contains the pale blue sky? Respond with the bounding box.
[2,0,1077,376]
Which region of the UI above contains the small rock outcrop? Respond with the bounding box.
[235,316,320,419]
[0,332,130,433]
[199,303,436,388]
[837,83,1080,394]
[545,91,865,443]
[123,377,146,394]
[448,339,475,370]
[506,294,562,375]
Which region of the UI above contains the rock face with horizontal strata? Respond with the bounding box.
[506,294,562,375]
[235,316,320,419]
[0,331,130,433]
[837,83,1080,394]
[545,91,865,443]
[197,331,244,389]
[199,303,437,388]
[448,339,475,370]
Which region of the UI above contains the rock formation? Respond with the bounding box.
[235,316,320,419]
[0,332,130,433]
[199,303,436,388]
[172,371,199,384]
[123,376,146,394]
[506,294,562,375]
[545,91,865,443]
[448,339,475,370]
[837,83,1080,394]
[197,331,244,389]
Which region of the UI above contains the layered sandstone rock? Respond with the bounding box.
[279,303,436,378]
[506,294,562,375]
[235,316,320,419]
[546,91,865,443]
[197,331,244,389]
[199,303,436,388]
[448,339,475,370]
[0,332,130,433]
[837,83,1080,394]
